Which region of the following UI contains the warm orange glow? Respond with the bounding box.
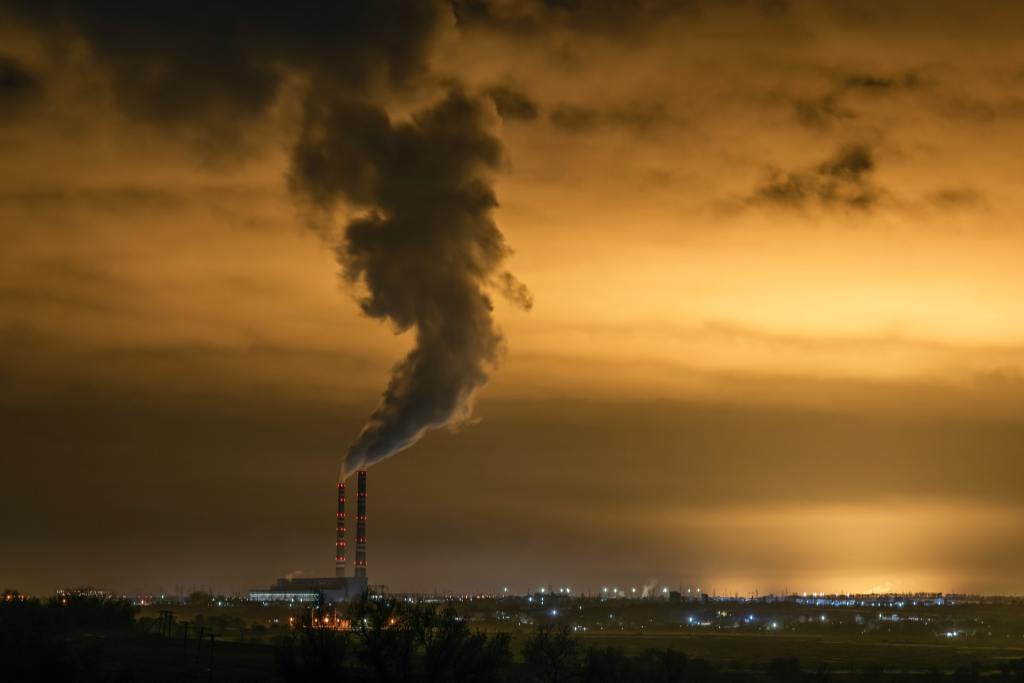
[3,2,1024,597]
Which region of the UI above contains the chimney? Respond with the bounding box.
[335,481,346,577]
[355,470,367,578]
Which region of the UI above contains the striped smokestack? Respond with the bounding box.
[335,481,346,577]
[355,470,367,577]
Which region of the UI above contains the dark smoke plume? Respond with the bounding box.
[7,1,531,477]
[3,1,442,151]
[290,90,531,478]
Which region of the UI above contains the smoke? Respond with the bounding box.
[6,1,530,479]
[4,2,446,157]
[290,90,531,479]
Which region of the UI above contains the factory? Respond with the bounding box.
[248,470,369,605]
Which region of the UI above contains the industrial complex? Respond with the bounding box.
[247,470,369,604]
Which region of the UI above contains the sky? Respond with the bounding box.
[2,1,1024,597]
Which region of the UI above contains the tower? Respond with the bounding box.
[355,470,367,578]
[335,481,346,577]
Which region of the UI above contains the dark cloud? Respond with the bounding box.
[0,54,40,117]
[792,72,920,130]
[5,1,444,148]
[792,94,855,129]
[550,104,600,132]
[844,73,920,91]
[751,144,879,210]
[0,186,185,212]
[819,144,874,178]
[929,187,984,208]
[604,102,671,132]
[451,0,698,36]
[844,74,895,90]
[498,271,535,310]
[940,95,1024,124]
[550,100,673,134]
[289,89,530,477]
[451,0,789,33]
[485,85,540,121]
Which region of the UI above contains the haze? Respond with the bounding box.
[2,1,1023,598]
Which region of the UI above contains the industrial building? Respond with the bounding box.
[248,470,369,604]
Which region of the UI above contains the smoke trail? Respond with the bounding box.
[289,89,530,478]
[6,1,531,478]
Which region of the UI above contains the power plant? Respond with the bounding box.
[248,470,369,604]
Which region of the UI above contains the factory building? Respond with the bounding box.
[248,470,369,605]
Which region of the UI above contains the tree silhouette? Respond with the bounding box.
[522,624,582,683]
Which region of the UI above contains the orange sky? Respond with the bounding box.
[2,1,1024,596]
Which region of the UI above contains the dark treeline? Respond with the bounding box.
[277,596,711,683]
[277,596,1024,683]
[4,592,1024,681]
[0,592,136,680]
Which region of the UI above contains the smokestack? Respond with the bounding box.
[335,481,346,578]
[355,470,367,578]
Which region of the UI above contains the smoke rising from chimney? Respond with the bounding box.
[289,90,531,479]
[7,1,530,479]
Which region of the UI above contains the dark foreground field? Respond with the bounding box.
[5,594,1024,681]
[571,629,1024,676]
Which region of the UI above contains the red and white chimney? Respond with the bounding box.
[355,470,367,578]
[335,481,346,577]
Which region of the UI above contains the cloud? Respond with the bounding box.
[792,71,920,130]
[549,101,671,134]
[549,104,600,132]
[844,74,896,90]
[750,144,879,210]
[792,94,855,129]
[0,186,185,212]
[929,187,984,208]
[485,84,540,121]
[0,54,40,117]
[450,0,697,36]
[5,1,445,150]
